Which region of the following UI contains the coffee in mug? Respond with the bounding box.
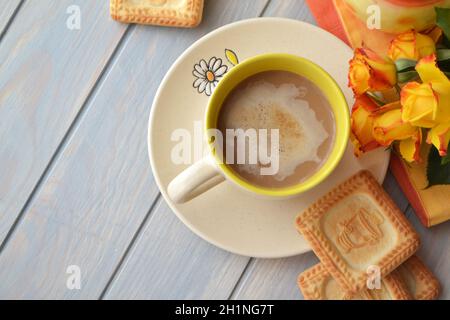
[217,70,335,188]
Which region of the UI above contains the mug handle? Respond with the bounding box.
[167,154,225,203]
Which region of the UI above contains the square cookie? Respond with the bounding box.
[296,170,420,293]
[298,263,369,300]
[110,0,204,28]
[298,263,411,300]
[397,255,440,300]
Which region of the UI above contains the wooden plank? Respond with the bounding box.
[0,0,127,245]
[105,199,249,299]
[0,0,269,299]
[231,252,318,300]
[0,0,21,39]
[263,0,316,23]
[406,207,450,300]
[382,170,409,212]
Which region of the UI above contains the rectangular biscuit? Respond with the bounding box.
[396,255,440,300]
[298,263,411,300]
[296,170,420,293]
[375,269,412,300]
[298,263,369,300]
[110,0,204,28]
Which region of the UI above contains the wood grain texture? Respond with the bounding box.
[263,0,316,23]
[0,0,269,299]
[104,199,249,299]
[231,252,318,300]
[0,0,439,300]
[406,207,450,300]
[382,170,409,212]
[0,0,127,245]
[0,0,21,38]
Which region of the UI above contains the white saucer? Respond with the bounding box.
[148,18,390,258]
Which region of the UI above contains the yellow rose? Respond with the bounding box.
[427,123,450,157]
[388,30,436,61]
[400,55,450,128]
[372,102,419,146]
[416,54,450,83]
[349,48,397,95]
[399,129,422,163]
[350,95,381,156]
[400,82,438,128]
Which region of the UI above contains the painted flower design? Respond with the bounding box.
[193,57,228,96]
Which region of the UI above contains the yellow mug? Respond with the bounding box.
[168,53,349,203]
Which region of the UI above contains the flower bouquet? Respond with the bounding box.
[348,8,450,187]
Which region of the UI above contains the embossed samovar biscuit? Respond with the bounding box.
[110,0,204,28]
[296,170,420,293]
[396,255,440,300]
[298,263,370,300]
[298,263,411,300]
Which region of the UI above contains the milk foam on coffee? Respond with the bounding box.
[221,80,329,181]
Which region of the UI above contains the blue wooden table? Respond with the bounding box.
[0,0,449,299]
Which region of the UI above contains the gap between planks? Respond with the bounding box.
[0,24,135,255]
[0,0,24,45]
[99,193,162,299]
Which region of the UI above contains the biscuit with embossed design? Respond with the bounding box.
[396,255,440,300]
[298,263,411,300]
[110,0,204,28]
[296,170,420,293]
[298,263,370,300]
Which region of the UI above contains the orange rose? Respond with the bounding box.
[388,30,436,61]
[350,95,381,156]
[400,82,439,128]
[372,102,419,146]
[399,129,423,162]
[427,123,450,156]
[348,48,397,95]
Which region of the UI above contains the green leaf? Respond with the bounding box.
[397,70,419,83]
[442,153,450,165]
[444,36,450,49]
[437,49,450,61]
[427,142,450,187]
[366,92,386,106]
[438,58,450,72]
[395,59,417,72]
[436,7,450,43]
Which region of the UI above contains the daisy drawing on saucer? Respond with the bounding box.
[192,57,228,96]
